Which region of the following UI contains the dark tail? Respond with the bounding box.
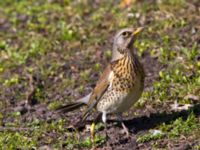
[56,102,85,113]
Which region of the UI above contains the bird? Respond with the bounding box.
[57,27,145,137]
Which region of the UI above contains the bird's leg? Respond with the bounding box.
[117,113,129,137]
[102,111,109,140]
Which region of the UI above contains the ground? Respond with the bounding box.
[0,0,200,149]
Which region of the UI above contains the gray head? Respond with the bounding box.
[112,27,144,61]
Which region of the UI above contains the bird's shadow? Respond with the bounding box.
[72,103,200,133]
[110,103,200,132]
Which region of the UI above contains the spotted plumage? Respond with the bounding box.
[57,27,145,136]
[97,52,144,114]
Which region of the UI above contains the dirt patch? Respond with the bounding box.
[1,0,200,149]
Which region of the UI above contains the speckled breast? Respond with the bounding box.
[97,55,144,113]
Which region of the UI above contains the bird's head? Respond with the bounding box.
[112,27,144,61]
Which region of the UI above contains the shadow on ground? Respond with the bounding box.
[108,103,200,133]
[75,103,200,132]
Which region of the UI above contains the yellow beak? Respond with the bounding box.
[132,27,145,36]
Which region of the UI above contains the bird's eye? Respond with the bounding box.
[122,32,130,37]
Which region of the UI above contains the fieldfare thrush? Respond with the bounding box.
[57,27,145,136]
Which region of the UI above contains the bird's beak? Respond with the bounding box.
[132,27,145,36]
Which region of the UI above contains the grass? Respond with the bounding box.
[0,0,200,149]
[137,112,199,142]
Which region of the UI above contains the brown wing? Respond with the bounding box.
[82,64,112,121]
[89,64,111,104]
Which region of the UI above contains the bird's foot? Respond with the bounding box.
[120,129,130,138]
[121,122,130,138]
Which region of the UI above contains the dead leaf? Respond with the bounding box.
[120,0,135,8]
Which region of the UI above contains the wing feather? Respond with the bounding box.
[81,64,112,121]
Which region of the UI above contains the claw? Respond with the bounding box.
[121,122,130,138]
[117,113,130,138]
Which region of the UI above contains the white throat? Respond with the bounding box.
[111,48,124,61]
